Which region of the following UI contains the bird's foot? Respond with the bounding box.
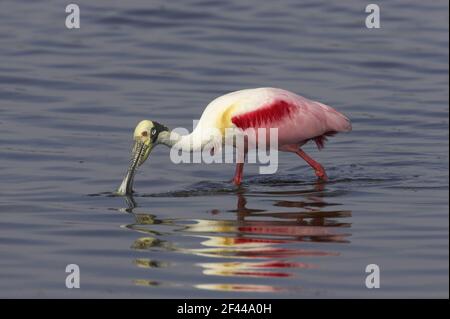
[231,177,242,186]
[315,168,328,181]
[232,180,242,186]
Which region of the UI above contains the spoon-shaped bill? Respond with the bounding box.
[116,141,148,196]
[117,169,135,196]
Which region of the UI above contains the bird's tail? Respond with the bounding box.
[313,102,352,150]
[316,102,352,133]
[333,113,352,132]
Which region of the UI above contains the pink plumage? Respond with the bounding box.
[230,89,351,152]
[209,88,351,184]
[231,100,297,130]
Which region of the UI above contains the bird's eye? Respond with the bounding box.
[151,128,157,136]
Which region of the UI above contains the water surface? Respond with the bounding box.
[0,0,448,298]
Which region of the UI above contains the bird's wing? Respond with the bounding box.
[228,88,305,130]
[229,88,351,133]
[196,88,282,134]
[196,88,351,144]
[230,98,298,130]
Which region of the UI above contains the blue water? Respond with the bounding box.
[0,0,448,298]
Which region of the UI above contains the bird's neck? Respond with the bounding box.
[158,130,215,152]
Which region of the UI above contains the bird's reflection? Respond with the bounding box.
[120,181,352,292]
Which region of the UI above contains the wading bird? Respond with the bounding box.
[117,88,351,195]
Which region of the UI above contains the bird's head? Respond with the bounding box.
[116,120,169,196]
[132,120,169,167]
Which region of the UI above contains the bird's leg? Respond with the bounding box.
[295,149,328,181]
[232,162,244,186]
[232,150,247,186]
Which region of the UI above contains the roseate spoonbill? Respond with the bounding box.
[117,88,351,195]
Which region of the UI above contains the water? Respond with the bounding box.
[0,0,448,298]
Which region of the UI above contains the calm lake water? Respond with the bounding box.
[0,0,448,298]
